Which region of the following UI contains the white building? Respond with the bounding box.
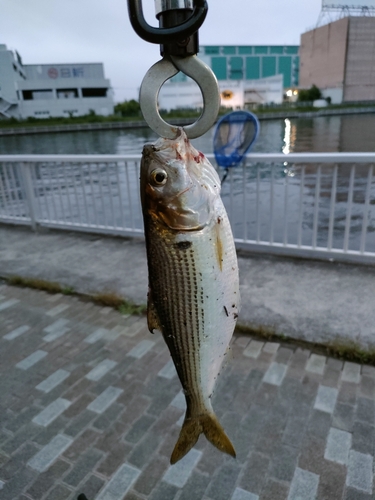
[0,44,114,119]
[158,74,283,111]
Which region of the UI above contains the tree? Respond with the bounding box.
[114,99,141,117]
[298,84,322,102]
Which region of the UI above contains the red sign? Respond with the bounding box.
[48,68,58,79]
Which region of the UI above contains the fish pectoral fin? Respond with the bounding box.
[147,289,162,333]
[170,412,236,464]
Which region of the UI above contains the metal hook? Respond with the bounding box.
[127,0,207,44]
[139,55,220,139]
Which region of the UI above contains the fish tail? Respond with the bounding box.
[170,412,236,464]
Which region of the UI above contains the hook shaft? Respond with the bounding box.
[127,0,207,44]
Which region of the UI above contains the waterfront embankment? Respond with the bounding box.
[1,106,375,136]
[1,224,374,355]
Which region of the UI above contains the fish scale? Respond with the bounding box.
[140,129,240,464]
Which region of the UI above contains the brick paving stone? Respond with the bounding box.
[127,339,155,359]
[3,324,30,340]
[333,402,355,432]
[360,376,375,399]
[344,488,373,500]
[240,453,270,495]
[87,386,123,414]
[163,449,202,488]
[235,336,251,348]
[355,396,375,424]
[77,474,106,500]
[243,341,264,359]
[63,447,103,487]
[288,467,320,500]
[0,298,19,311]
[96,463,141,500]
[338,381,358,406]
[84,328,109,344]
[148,481,179,500]
[46,304,70,317]
[85,359,118,381]
[324,427,352,465]
[36,369,70,393]
[64,410,97,437]
[342,362,362,384]
[314,385,338,414]
[158,359,177,379]
[32,398,71,427]
[26,459,71,500]
[274,347,293,364]
[16,349,48,370]
[44,483,72,500]
[178,470,211,500]
[63,428,101,460]
[43,318,70,333]
[27,434,73,472]
[205,461,241,500]
[262,342,280,354]
[259,479,290,500]
[125,414,156,444]
[262,362,288,386]
[317,461,347,500]
[346,450,373,494]
[97,441,134,477]
[362,365,375,377]
[92,401,124,431]
[231,487,259,500]
[306,354,326,374]
[134,457,169,498]
[128,430,163,469]
[351,421,375,455]
[0,442,40,481]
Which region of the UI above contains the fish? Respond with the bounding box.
[140,128,240,464]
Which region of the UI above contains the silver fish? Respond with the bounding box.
[140,129,240,464]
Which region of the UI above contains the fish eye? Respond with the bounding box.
[150,168,168,186]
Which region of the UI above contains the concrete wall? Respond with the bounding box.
[344,17,375,101]
[299,17,349,97]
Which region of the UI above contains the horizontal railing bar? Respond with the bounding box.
[2,153,375,163]
[234,240,375,265]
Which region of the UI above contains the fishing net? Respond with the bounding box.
[213,110,260,169]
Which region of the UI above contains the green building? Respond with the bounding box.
[199,45,300,88]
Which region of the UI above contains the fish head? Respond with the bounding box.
[141,129,221,231]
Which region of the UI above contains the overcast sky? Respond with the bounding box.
[1,0,322,102]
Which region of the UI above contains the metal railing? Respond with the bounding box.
[0,153,374,264]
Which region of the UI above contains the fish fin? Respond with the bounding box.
[170,413,236,464]
[147,289,162,334]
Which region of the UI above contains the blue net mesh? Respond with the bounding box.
[213,111,259,168]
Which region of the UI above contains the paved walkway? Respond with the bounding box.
[0,282,374,500]
[1,225,375,350]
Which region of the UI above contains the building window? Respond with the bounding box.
[23,90,53,100]
[223,46,236,55]
[57,89,78,99]
[82,88,107,97]
[34,111,50,116]
[211,57,227,80]
[204,46,220,55]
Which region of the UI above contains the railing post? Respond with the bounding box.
[21,162,38,231]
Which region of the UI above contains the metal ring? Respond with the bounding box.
[139,55,220,139]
